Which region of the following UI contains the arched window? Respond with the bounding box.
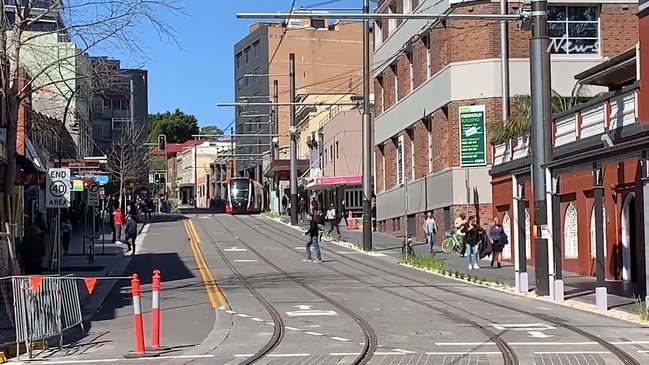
[590,206,607,258]
[525,210,531,259]
[502,212,511,260]
[564,202,579,259]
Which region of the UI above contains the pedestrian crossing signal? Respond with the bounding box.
[158,134,167,151]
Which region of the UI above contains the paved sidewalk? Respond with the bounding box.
[277,215,638,314]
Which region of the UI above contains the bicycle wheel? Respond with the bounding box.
[407,245,415,256]
[441,237,456,254]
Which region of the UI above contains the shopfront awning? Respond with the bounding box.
[306,175,362,189]
[264,159,310,180]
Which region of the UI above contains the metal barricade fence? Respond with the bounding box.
[7,275,83,358]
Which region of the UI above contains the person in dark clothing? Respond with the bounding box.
[21,224,46,275]
[461,216,481,270]
[298,198,306,222]
[61,218,72,255]
[35,211,48,238]
[315,210,326,244]
[371,203,377,231]
[303,214,322,262]
[124,214,138,254]
[340,201,348,227]
[489,217,507,268]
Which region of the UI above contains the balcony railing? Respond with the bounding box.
[493,84,639,165]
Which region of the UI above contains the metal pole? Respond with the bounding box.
[289,53,299,226]
[642,151,649,308]
[230,127,234,178]
[500,0,510,121]
[194,136,198,208]
[530,0,552,296]
[273,80,279,160]
[361,0,373,251]
[593,162,607,311]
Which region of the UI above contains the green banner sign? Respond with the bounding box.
[459,105,487,167]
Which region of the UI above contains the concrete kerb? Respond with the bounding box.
[265,216,649,327]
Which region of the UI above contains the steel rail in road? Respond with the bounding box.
[251,216,642,365]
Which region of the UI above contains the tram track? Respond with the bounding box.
[194,216,378,365]
[249,214,642,365]
[240,215,517,365]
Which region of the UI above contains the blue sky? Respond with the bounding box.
[111,0,364,130]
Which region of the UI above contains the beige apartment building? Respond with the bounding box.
[233,12,371,182]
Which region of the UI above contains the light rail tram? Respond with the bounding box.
[225,177,268,214]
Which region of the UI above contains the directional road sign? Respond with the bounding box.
[87,181,99,206]
[46,168,71,208]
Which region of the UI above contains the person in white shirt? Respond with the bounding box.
[423,211,438,253]
[325,204,340,237]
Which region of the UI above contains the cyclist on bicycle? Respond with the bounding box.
[423,212,437,253]
[454,213,467,257]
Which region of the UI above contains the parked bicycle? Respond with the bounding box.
[397,234,415,258]
[441,231,463,254]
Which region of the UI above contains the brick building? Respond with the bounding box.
[372,0,638,242]
[233,13,369,183]
[490,2,647,288]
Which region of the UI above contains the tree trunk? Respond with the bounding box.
[3,95,18,196]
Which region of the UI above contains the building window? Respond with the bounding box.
[381,145,386,191]
[403,0,411,14]
[374,20,383,47]
[335,141,339,159]
[422,35,431,79]
[237,78,244,90]
[548,6,600,56]
[311,18,325,28]
[390,63,398,103]
[387,4,397,35]
[235,53,242,69]
[377,75,385,113]
[329,145,333,162]
[244,75,250,87]
[245,47,250,63]
[252,41,259,58]
[253,67,261,83]
[406,50,414,92]
[410,135,415,179]
[564,202,579,259]
[426,118,433,174]
[590,206,607,258]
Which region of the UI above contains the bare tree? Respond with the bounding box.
[105,119,151,207]
[0,0,181,195]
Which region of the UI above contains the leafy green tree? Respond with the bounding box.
[489,83,592,144]
[148,109,200,143]
[200,125,224,136]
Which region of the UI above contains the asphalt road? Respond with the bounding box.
[188,213,649,365]
[21,214,218,364]
[20,213,649,365]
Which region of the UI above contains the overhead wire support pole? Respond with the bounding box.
[361,0,373,252]
[530,0,553,297]
[289,53,299,226]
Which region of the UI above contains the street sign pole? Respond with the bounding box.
[46,168,71,275]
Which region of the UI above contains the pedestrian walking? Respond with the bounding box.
[303,213,322,263]
[20,224,45,275]
[61,218,72,255]
[124,214,138,254]
[325,204,340,237]
[298,198,306,222]
[315,210,326,244]
[340,200,348,227]
[423,211,438,253]
[462,216,480,270]
[489,217,507,268]
[113,208,124,244]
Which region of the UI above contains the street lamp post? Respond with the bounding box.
[289,53,299,226]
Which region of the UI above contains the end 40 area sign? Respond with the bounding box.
[46,168,71,208]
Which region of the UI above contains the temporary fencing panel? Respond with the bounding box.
[10,275,83,358]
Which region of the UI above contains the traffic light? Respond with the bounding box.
[159,173,166,184]
[158,134,167,151]
[154,173,160,184]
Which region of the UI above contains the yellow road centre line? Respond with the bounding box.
[184,219,229,309]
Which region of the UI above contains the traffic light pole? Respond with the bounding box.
[289,53,299,226]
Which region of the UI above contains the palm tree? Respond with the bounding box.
[489,83,593,145]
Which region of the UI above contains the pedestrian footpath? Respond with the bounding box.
[277,214,637,314]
